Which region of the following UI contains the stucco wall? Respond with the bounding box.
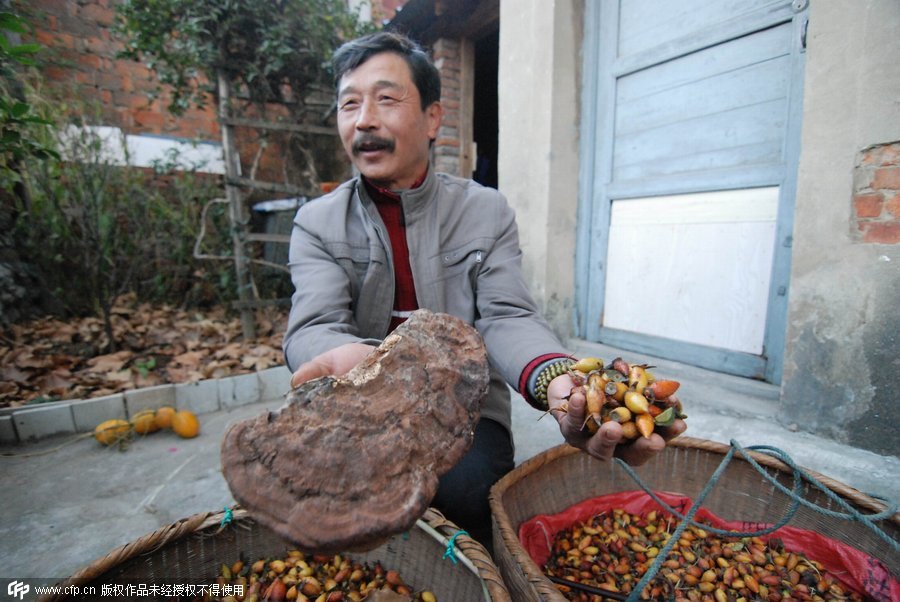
[781,0,900,455]
[497,0,581,341]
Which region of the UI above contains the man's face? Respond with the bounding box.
[337,52,443,190]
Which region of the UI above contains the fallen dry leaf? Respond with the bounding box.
[172,350,209,368]
[242,354,278,371]
[2,365,30,384]
[37,369,74,391]
[105,369,134,384]
[86,350,135,373]
[0,296,286,408]
[11,349,51,370]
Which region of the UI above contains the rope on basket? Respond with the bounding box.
[608,439,899,602]
[441,530,469,565]
[414,520,491,601]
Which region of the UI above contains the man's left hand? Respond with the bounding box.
[547,373,686,466]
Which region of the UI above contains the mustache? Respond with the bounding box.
[352,134,395,155]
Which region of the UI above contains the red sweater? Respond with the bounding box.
[364,177,421,333]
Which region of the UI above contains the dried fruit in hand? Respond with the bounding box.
[635,413,655,438]
[623,390,649,415]
[645,380,680,400]
[572,357,604,373]
[564,355,687,442]
[627,364,649,393]
[606,407,631,423]
[653,407,676,427]
[620,421,639,439]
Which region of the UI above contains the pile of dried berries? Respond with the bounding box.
[210,549,437,601]
[544,508,863,602]
[563,357,687,439]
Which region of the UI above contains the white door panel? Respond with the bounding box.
[603,188,778,355]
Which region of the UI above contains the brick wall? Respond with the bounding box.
[432,38,462,176]
[853,141,900,244]
[16,0,352,195]
[20,0,220,140]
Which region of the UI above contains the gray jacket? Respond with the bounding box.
[283,168,564,432]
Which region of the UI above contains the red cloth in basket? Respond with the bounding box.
[519,490,898,602]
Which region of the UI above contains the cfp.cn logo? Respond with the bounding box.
[7,581,29,600]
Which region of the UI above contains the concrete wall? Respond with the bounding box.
[781,0,900,455]
[498,0,582,340]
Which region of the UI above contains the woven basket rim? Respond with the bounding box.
[489,436,899,601]
[42,506,511,602]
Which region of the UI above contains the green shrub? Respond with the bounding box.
[13,108,234,343]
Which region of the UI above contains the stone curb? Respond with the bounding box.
[0,366,291,445]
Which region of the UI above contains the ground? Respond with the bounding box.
[0,293,286,409]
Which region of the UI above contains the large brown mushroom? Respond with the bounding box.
[221,309,489,552]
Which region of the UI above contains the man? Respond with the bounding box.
[283,31,685,548]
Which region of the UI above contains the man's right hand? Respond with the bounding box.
[290,342,377,388]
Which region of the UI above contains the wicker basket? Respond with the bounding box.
[489,437,899,601]
[41,507,510,601]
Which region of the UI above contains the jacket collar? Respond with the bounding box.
[357,166,438,225]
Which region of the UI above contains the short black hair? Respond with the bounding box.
[332,31,441,110]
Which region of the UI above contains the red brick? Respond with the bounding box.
[74,71,96,85]
[115,60,150,81]
[76,53,103,70]
[44,66,69,82]
[861,142,900,166]
[127,94,152,110]
[873,166,900,190]
[860,221,900,244]
[884,143,900,166]
[79,3,116,27]
[82,35,111,54]
[885,192,900,218]
[853,193,883,218]
[119,74,133,93]
[35,30,56,47]
[133,109,166,129]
